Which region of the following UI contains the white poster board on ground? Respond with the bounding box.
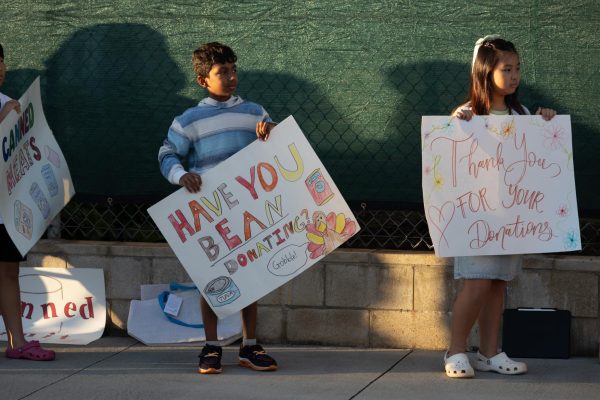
[421,115,580,257]
[0,77,75,256]
[0,268,106,345]
[127,283,242,346]
[149,116,360,319]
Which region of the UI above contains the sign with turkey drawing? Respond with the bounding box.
[149,116,360,319]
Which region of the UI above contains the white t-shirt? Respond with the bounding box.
[0,91,14,225]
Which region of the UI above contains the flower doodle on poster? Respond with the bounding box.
[486,116,515,139]
[431,154,444,191]
[421,117,454,150]
[563,230,579,250]
[543,124,566,151]
[305,210,357,259]
[556,204,569,218]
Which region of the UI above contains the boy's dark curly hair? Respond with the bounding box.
[0,43,4,59]
[192,42,237,78]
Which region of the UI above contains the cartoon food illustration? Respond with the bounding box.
[44,145,61,168]
[305,168,334,205]
[29,182,51,219]
[204,276,240,307]
[41,163,59,197]
[14,200,33,240]
[305,211,357,259]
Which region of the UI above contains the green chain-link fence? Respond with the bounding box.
[2,1,600,253]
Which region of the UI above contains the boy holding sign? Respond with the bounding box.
[0,43,55,361]
[158,42,277,374]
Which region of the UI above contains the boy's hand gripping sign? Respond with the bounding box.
[149,116,360,319]
[421,115,580,257]
[0,77,75,256]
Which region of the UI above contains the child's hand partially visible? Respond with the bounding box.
[453,108,473,121]
[0,99,21,122]
[179,172,202,193]
[256,121,277,141]
[536,107,557,121]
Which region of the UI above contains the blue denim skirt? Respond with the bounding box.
[454,255,522,281]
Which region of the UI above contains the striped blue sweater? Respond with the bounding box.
[158,96,271,185]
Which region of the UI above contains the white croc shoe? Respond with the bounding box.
[444,352,475,378]
[474,352,527,375]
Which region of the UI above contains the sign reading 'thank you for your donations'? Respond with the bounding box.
[421,115,580,257]
[149,116,360,319]
[0,77,75,256]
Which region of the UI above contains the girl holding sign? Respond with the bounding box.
[0,43,55,361]
[444,36,555,378]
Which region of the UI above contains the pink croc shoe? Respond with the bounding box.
[6,341,56,361]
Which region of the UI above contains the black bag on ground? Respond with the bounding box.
[502,308,571,359]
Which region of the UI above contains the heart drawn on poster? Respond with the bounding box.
[427,201,456,248]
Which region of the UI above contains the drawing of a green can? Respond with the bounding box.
[41,164,59,197]
[29,182,51,219]
[305,168,334,205]
[204,276,240,307]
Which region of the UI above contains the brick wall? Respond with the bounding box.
[24,240,600,355]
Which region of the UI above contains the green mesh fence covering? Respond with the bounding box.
[1,1,599,251]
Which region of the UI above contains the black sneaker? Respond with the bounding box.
[198,344,222,374]
[238,344,278,371]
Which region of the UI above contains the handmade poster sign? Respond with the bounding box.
[0,77,75,256]
[0,268,106,345]
[149,116,359,319]
[422,115,580,257]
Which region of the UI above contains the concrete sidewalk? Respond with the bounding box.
[1,338,598,400]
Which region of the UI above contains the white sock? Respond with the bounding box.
[206,341,220,347]
[243,338,257,347]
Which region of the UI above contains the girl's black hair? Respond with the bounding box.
[468,38,526,115]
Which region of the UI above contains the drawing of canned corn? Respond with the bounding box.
[305,168,334,205]
[41,164,59,197]
[29,182,51,219]
[204,276,240,307]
